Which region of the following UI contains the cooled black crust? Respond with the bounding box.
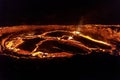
[0,25,119,60]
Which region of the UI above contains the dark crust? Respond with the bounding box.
[0,25,119,60]
[0,25,77,59]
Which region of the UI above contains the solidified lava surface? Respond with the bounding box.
[0,25,120,59]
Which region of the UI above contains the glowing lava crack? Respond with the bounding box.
[0,25,119,59]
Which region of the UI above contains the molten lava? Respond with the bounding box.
[0,25,120,59]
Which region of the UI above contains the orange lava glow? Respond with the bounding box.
[0,25,120,59]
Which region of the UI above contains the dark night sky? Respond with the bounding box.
[0,0,120,25]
